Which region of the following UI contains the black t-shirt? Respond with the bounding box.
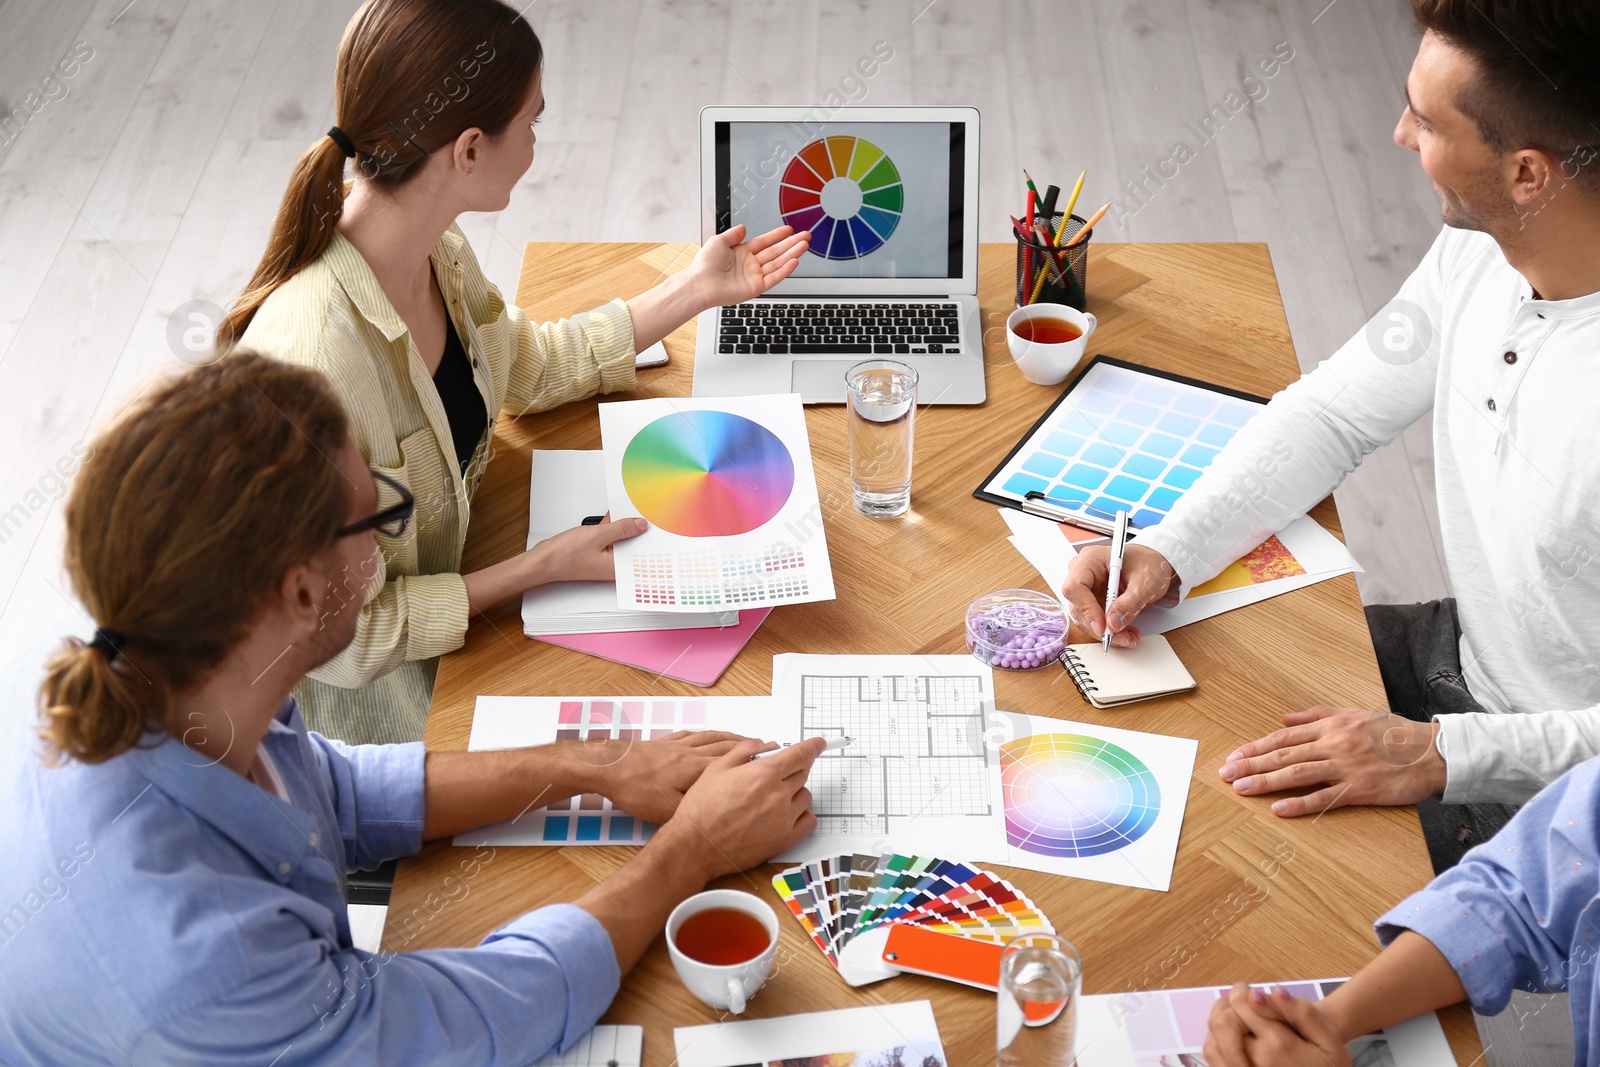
[433,314,488,475]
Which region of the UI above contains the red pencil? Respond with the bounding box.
[1022,187,1037,304]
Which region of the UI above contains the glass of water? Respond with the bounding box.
[845,359,918,518]
[998,933,1082,1066]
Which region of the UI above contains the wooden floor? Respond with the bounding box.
[0,0,1560,1061]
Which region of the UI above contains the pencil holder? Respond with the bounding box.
[1015,212,1089,310]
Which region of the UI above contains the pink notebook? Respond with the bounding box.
[534,609,770,687]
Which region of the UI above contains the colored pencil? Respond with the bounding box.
[1023,169,1040,200]
[1022,188,1036,303]
[1064,200,1112,248]
[1061,169,1087,225]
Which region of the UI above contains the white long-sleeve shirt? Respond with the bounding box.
[1136,225,1600,805]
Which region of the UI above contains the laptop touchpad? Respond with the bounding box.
[790,360,856,403]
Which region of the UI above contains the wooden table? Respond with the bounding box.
[383,242,1480,1064]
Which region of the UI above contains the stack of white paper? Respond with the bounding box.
[520,452,735,635]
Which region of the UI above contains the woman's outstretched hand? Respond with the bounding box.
[689,224,810,307]
[623,224,810,353]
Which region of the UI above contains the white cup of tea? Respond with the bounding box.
[1006,303,1097,386]
[665,889,779,1015]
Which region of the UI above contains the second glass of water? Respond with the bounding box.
[998,933,1082,1066]
[845,359,918,518]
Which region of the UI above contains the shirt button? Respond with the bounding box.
[277,860,292,876]
[1486,398,1497,411]
[1503,351,1517,364]
[307,832,319,848]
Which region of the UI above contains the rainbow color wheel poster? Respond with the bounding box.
[780,135,903,260]
[599,394,836,613]
[990,712,1197,892]
[621,411,795,537]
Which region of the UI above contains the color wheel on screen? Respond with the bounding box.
[779,135,903,260]
[1001,734,1161,858]
[620,410,796,538]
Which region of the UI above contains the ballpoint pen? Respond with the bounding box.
[1103,509,1129,652]
[1021,491,1116,536]
[754,736,853,758]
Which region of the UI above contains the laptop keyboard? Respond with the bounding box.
[716,302,962,356]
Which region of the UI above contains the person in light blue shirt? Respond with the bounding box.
[0,350,824,1066]
[1201,752,1600,1066]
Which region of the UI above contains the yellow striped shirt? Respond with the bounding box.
[240,222,636,744]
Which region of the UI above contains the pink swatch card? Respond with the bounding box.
[535,609,771,687]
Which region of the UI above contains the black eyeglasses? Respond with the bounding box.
[336,470,415,539]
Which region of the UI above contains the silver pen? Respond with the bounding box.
[1103,509,1130,652]
[1020,491,1116,535]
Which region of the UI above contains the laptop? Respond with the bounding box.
[693,106,985,404]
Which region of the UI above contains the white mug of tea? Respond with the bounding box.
[665,889,779,1015]
[1006,303,1097,386]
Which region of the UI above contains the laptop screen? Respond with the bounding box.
[714,120,965,281]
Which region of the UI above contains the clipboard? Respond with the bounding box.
[973,355,1269,535]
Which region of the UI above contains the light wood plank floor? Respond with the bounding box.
[0,1,1562,1061]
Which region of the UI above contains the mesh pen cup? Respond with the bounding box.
[1015,212,1089,310]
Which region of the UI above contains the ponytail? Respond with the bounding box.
[217,0,544,348]
[216,136,350,347]
[38,639,171,766]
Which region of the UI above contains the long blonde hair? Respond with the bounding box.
[216,0,543,346]
[38,352,350,763]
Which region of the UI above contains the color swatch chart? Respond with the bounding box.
[601,394,836,612]
[628,544,810,608]
[780,135,903,260]
[773,852,1052,987]
[1075,979,1457,1067]
[979,359,1267,530]
[452,696,792,848]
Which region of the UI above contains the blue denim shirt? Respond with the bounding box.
[0,698,619,1065]
[1376,757,1600,1066]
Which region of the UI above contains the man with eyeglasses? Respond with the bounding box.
[0,352,825,1066]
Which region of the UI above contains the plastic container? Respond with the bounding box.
[965,588,1068,671]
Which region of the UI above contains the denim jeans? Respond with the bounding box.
[1364,599,1521,874]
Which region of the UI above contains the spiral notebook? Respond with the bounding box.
[1059,634,1196,708]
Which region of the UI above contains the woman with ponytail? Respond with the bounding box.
[224,0,808,745]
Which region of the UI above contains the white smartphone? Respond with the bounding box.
[635,341,669,368]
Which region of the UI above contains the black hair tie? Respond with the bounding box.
[326,126,356,158]
[88,627,125,663]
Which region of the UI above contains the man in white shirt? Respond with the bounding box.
[1062,0,1600,871]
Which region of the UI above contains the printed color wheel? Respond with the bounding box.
[1000,733,1161,858]
[779,135,903,260]
[620,410,795,537]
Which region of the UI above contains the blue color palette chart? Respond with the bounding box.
[977,357,1267,530]
[453,696,793,848]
